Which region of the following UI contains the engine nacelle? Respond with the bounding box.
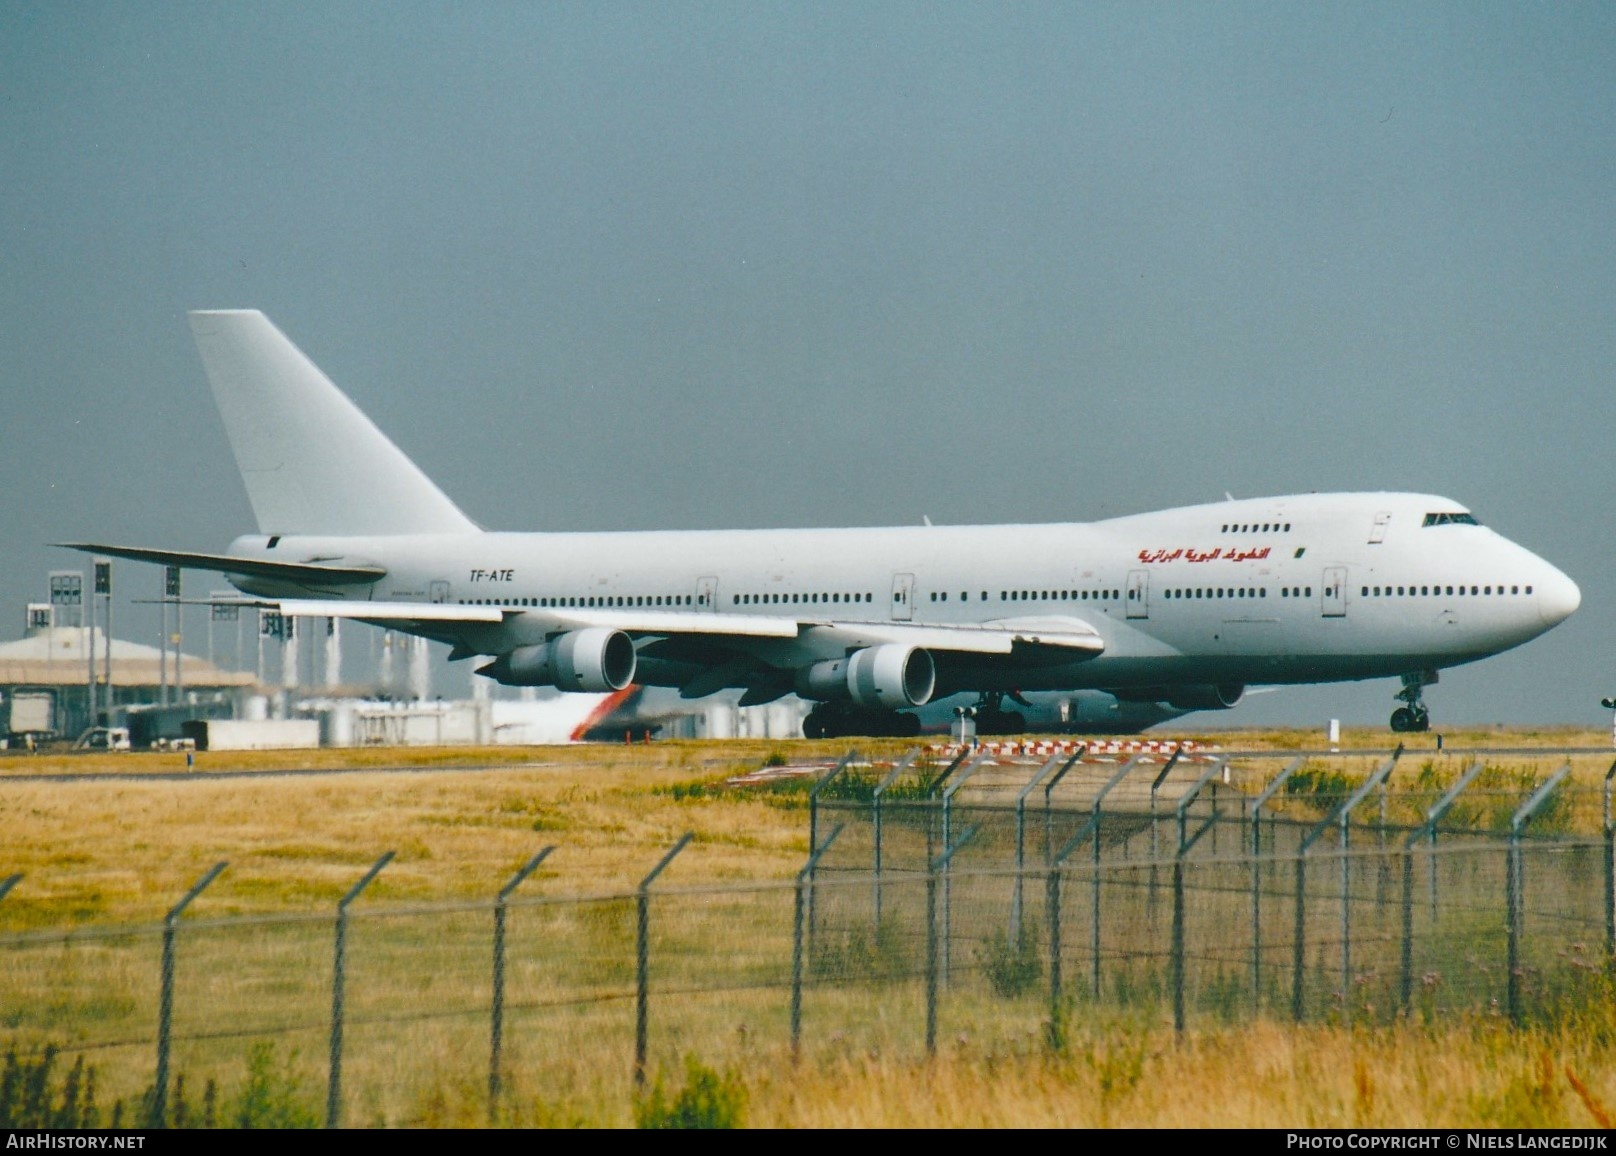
[481,628,636,692]
[1112,683,1245,711]
[796,645,935,709]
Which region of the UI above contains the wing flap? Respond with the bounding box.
[269,599,505,623]
[546,609,801,639]
[800,620,1104,657]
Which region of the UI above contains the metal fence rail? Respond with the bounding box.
[4,835,1614,1126]
[5,747,1616,1125]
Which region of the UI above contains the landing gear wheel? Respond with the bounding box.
[1390,671,1436,734]
[970,691,1026,736]
[802,703,921,739]
[1390,707,1431,733]
[976,709,1026,736]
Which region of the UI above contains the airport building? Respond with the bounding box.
[0,603,254,745]
[2,567,807,750]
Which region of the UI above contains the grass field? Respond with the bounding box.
[3,727,1615,1127]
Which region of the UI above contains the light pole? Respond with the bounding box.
[1603,698,1616,750]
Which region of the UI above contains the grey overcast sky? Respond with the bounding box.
[3,2,1612,729]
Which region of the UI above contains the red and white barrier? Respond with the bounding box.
[925,738,1209,760]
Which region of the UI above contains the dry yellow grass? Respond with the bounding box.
[0,741,845,927]
[4,728,1616,1127]
[726,1017,1616,1128]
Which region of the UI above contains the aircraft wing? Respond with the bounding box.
[242,599,1105,657]
[802,618,1104,658]
[271,599,506,624]
[57,543,385,586]
[543,607,1104,657]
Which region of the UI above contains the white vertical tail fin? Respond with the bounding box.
[188,310,478,536]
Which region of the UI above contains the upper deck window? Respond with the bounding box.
[1422,512,1480,527]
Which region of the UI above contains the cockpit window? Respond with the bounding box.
[1422,512,1480,527]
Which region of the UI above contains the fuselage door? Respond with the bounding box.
[1321,567,1347,618]
[429,580,450,604]
[1369,512,1391,544]
[696,576,719,613]
[891,573,915,621]
[1126,569,1149,620]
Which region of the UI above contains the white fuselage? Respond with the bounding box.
[223,491,1579,698]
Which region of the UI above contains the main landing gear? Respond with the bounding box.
[802,702,922,739]
[972,690,1030,736]
[1390,670,1437,733]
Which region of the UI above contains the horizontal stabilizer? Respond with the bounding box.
[57,543,385,586]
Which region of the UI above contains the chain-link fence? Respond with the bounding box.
[5,746,1615,1126]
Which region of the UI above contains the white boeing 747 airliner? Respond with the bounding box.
[65,311,1580,737]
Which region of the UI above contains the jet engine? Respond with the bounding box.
[796,644,936,709]
[480,628,636,692]
[1111,684,1245,711]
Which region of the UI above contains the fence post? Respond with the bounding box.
[1044,802,1109,1050]
[1042,749,1084,864]
[792,825,844,1059]
[1148,748,1184,865]
[1248,758,1304,1012]
[1013,752,1071,948]
[152,861,226,1128]
[1291,854,1307,1022]
[940,753,990,985]
[1400,847,1415,1011]
[328,851,393,1130]
[489,847,554,1121]
[1506,833,1522,1023]
[635,832,694,1089]
[1400,759,1485,1013]
[1604,760,1616,972]
[922,748,970,876]
[1172,855,1186,1032]
[1045,866,1063,1051]
[808,750,858,964]
[1169,763,1223,1035]
[925,825,976,1058]
[1335,747,1404,1000]
[1087,755,1146,1000]
[1506,764,1570,1025]
[1250,757,1306,855]
[871,752,918,931]
[1288,749,1403,1023]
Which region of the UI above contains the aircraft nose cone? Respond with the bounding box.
[1537,566,1581,626]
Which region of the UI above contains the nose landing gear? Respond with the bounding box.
[1390,670,1437,733]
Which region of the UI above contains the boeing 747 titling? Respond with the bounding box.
[65,311,1580,737]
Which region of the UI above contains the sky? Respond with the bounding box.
[3,2,1613,730]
